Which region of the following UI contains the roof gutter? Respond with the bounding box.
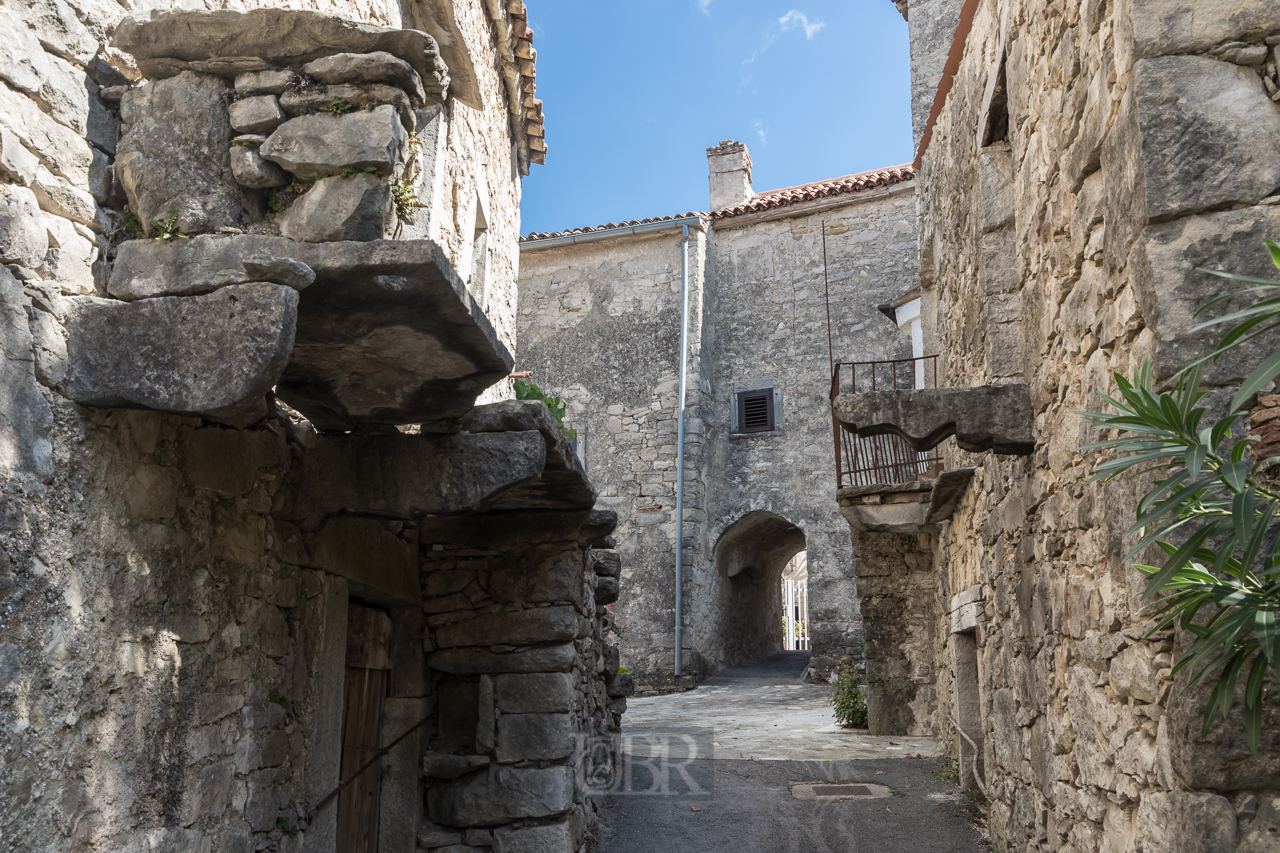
[519,216,706,251]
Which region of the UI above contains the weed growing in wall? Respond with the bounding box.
[513,379,577,441]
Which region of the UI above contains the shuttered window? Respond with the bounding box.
[738,388,775,433]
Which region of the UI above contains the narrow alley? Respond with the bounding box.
[592,653,986,853]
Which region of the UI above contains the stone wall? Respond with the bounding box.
[904,0,964,147]
[903,0,1280,849]
[517,151,922,685]
[0,3,626,852]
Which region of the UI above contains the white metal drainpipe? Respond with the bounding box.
[674,224,691,677]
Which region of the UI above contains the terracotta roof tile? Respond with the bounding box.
[712,165,915,219]
[519,164,915,242]
[520,212,705,243]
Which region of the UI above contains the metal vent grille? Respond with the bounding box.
[738,388,775,433]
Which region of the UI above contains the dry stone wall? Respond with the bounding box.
[517,176,922,685]
[907,0,1280,848]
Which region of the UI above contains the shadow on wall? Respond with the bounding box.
[713,511,806,668]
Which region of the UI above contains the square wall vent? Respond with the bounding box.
[738,388,776,433]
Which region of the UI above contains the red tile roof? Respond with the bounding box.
[712,165,915,219]
[519,165,915,242]
[520,212,704,243]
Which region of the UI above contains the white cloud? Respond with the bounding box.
[754,120,768,145]
[778,10,825,38]
[698,0,713,14]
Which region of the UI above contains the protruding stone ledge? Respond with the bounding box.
[462,400,595,511]
[833,384,1035,455]
[62,283,297,428]
[109,236,512,432]
[113,9,451,101]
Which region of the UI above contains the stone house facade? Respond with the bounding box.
[517,142,920,684]
[833,0,1280,850]
[0,3,631,853]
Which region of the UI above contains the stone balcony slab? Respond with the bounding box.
[837,468,976,533]
[108,235,511,432]
[833,384,1035,455]
[113,8,453,102]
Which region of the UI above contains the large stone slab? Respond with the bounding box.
[427,645,577,675]
[281,430,545,529]
[304,517,421,605]
[117,71,262,236]
[1134,56,1280,221]
[260,106,406,181]
[1132,0,1280,59]
[106,236,511,430]
[834,385,1035,455]
[303,52,425,103]
[427,766,574,827]
[494,713,574,763]
[0,184,48,269]
[0,267,53,482]
[1132,204,1280,386]
[434,606,578,649]
[62,284,297,427]
[113,9,451,100]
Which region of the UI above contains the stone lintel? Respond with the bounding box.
[834,384,1035,455]
[303,516,421,605]
[281,430,546,529]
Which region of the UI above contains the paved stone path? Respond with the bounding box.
[593,652,986,853]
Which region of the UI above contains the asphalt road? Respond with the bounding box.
[592,653,986,853]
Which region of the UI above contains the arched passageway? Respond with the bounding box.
[713,510,807,667]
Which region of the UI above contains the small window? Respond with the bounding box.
[738,388,776,433]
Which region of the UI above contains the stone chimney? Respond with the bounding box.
[707,140,753,212]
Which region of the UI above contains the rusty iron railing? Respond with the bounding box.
[831,356,943,489]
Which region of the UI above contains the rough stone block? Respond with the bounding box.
[976,145,1014,233]
[305,517,421,605]
[260,106,406,181]
[979,229,1020,294]
[0,267,53,482]
[279,83,416,133]
[235,69,296,96]
[113,8,451,98]
[183,427,280,496]
[229,95,284,134]
[435,606,578,649]
[1134,56,1280,221]
[423,753,491,780]
[428,644,577,675]
[495,713,573,763]
[1134,791,1236,853]
[590,549,621,578]
[494,673,576,713]
[427,766,574,827]
[230,144,290,188]
[243,255,315,289]
[0,185,47,269]
[594,576,620,605]
[493,822,573,853]
[62,283,297,427]
[116,71,262,235]
[0,125,38,187]
[278,173,391,243]
[489,551,583,604]
[984,321,1024,378]
[1134,205,1280,386]
[303,51,425,102]
[1132,0,1280,58]
[606,672,634,698]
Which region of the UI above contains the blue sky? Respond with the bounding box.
[519,1,913,235]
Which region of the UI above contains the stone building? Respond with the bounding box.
[833,0,1280,850]
[517,141,919,684]
[0,3,631,853]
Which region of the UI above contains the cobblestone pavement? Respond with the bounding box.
[593,652,986,853]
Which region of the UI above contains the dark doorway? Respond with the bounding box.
[337,602,392,852]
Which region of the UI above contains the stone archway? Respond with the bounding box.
[712,511,807,667]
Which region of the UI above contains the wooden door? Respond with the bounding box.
[336,604,392,853]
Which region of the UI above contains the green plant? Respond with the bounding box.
[268,689,292,712]
[829,666,868,728]
[123,210,146,239]
[931,760,958,782]
[341,165,379,178]
[231,138,260,148]
[513,379,577,441]
[1081,239,1280,753]
[265,189,284,213]
[276,818,299,837]
[319,96,352,115]
[389,178,426,221]
[617,667,629,675]
[149,210,186,242]
[314,171,330,180]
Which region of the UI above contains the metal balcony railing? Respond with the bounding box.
[831,356,943,489]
